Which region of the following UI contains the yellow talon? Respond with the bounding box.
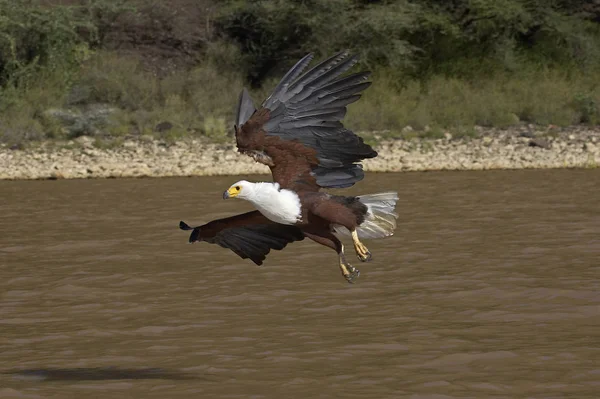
[351,230,372,262]
[339,245,360,283]
[339,259,350,277]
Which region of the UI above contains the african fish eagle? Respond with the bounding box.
[180,51,399,283]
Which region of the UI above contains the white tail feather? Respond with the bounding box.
[334,192,399,239]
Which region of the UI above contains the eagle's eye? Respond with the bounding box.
[235,186,241,191]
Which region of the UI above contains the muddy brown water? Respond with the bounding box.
[1,170,599,398]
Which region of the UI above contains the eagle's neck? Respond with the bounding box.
[246,182,302,225]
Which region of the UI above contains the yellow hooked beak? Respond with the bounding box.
[223,185,241,199]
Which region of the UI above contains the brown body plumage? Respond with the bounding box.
[180,51,398,283]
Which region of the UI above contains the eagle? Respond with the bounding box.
[180,51,399,283]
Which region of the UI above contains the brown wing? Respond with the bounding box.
[179,211,304,265]
[234,51,377,192]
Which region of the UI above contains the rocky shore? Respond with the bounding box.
[1,126,599,180]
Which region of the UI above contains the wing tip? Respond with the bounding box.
[179,221,192,230]
[252,257,265,266]
[235,88,256,127]
[180,221,201,243]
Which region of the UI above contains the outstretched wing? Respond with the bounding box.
[234,51,377,192]
[180,211,304,265]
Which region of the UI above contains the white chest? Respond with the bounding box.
[249,186,302,225]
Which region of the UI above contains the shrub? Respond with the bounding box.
[2,0,600,145]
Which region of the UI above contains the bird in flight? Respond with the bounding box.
[180,51,398,283]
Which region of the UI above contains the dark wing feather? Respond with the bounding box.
[180,211,304,265]
[281,51,352,102]
[234,51,377,191]
[263,53,314,110]
[235,88,256,128]
[214,224,304,265]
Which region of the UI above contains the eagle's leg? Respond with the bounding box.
[303,231,360,283]
[339,244,360,283]
[351,230,372,262]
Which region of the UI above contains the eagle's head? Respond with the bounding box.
[223,180,253,200]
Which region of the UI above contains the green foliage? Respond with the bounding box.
[345,67,600,133]
[0,66,71,143]
[2,0,600,145]
[0,0,131,90]
[572,92,600,124]
[0,0,134,142]
[67,49,243,139]
[215,0,419,84]
[73,52,160,110]
[214,0,314,85]
[328,1,418,74]
[215,0,600,82]
[0,0,84,88]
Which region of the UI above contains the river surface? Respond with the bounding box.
[1,170,599,398]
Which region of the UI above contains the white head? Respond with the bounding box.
[222,180,300,225]
[222,180,256,200]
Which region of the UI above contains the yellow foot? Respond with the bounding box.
[340,260,360,284]
[352,230,372,262]
[339,246,360,283]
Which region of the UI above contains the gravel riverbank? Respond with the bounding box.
[1,126,599,180]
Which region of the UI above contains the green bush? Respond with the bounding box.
[215,0,419,84]
[2,0,600,145]
[0,0,84,88]
[216,0,600,83]
[346,66,600,134]
[73,52,159,110]
[69,48,243,138]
